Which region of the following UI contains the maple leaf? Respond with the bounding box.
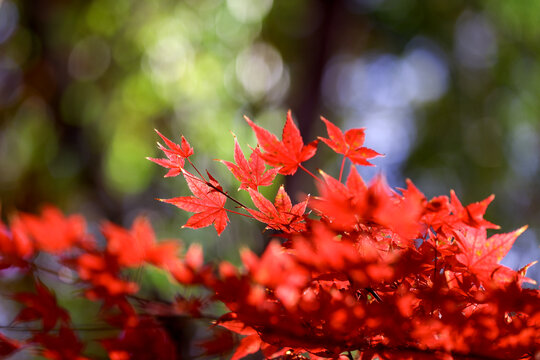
[245,111,318,175]
[455,226,528,284]
[309,168,367,230]
[13,280,71,332]
[230,334,261,360]
[14,206,88,254]
[102,216,181,269]
[197,327,235,357]
[212,315,262,360]
[101,317,177,360]
[34,325,89,360]
[0,333,21,358]
[319,117,382,166]
[0,220,34,269]
[220,136,280,190]
[450,190,500,230]
[75,251,139,298]
[147,129,193,177]
[217,313,258,336]
[247,185,308,233]
[161,171,229,235]
[311,169,423,239]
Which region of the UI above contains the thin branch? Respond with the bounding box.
[339,156,346,183]
[299,164,322,183]
[187,158,206,181]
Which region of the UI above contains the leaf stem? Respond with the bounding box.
[299,164,322,183]
[339,156,346,183]
[224,208,255,219]
[182,169,250,210]
[187,158,206,181]
[205,182,249,210]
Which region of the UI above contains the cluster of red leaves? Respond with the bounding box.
[0,208,204,359]
[0,111,538,360]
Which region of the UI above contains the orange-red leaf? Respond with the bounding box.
[456,226,527,283]
[220,136,279,190]
[13,280,70,332]
[0,333,20,357]
[102,216,180,268]
[319,117,382,166]
[148,129,193,177]
[450,190,499,230]
[247,185,308,233]
[162,172,229,235]
[245,111,318,175]
[230,334,261,360]
[13,206,87,254]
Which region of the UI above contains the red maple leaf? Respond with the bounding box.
[197,327,235,357]
[230,334,261,360]
[102,216,180,268]
[101,317,177,360]
[75,252,139,298]
[455,226,528,284]
[220,136,280,190]
[34,325,89,360]
[0,220,34,269]
[245,111,318,175]
[450,190,500,230]
[13,280,71,332]
[147,129,193,177]
[311,169,423,238]
[247,185,308,233]
[319,117,382,166]
[13,206,88,254]
[0,333,21,358]
[161,171,229,235]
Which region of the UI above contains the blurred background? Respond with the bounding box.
[1,0,539,284]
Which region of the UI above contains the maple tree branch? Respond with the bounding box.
[205,182,249,210]
[182,166,251,210]
[30,263,78,282]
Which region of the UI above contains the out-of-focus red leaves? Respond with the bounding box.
[198,327,235,357]
[13,280,70,332]
[76,252,139,298]
[0,333,21,358]
[103,216,179,268]
[101,317,177,360]
[0,220,33,269]
[230,334,261,360]
[311,170,423,239]
[34,325,89,360]
[12,206,88,254]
